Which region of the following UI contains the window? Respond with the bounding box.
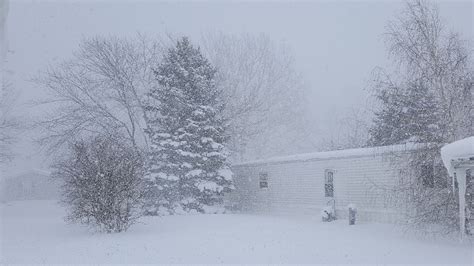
[325,170,334,197]
[259,173,268,189]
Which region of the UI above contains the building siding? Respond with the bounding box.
[228,151,410,223]
[1,171,60,202]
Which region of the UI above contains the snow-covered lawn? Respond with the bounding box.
[1,200,472,264]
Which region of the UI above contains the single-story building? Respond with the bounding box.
[228,144,422,223]
[1,169,61,202]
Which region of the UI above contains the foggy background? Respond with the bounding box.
[4,0,473,175]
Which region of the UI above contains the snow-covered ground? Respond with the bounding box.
[1,200,472,264]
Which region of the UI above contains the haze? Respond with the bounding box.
[4,0,473,174]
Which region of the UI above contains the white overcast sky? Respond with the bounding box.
[4,0,473,173]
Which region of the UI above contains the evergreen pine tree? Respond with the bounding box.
[369,80,441,146]
[144,37,233,214]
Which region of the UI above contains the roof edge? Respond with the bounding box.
[233,143,433,167]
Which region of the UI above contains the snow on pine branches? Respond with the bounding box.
[144,37,233,215]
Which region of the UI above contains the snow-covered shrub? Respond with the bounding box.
[53,136,145,233]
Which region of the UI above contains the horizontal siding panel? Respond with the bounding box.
[228,152,409,223]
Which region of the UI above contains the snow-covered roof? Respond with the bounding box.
[441,136,474,176]
[234,143,424,167]
[4,168,52,180]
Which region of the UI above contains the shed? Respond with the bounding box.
[1,169,60,202]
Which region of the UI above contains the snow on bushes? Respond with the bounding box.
[53,136,145,233]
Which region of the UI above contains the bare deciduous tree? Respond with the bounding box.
[385,0,473,141]
[369,0,473,234]
[37,33,310,162]
[202,32,309,160]
[0,80,19,163]
[318,107,371,151]
[35,35,163,152]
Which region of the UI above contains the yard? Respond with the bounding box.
[0,200,472,264]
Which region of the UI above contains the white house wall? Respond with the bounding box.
[229,152,410,223]
[1,172,61,202]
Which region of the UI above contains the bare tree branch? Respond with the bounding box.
[201,32,309,160]
[0,80,19,163]
[34,35,163,152]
